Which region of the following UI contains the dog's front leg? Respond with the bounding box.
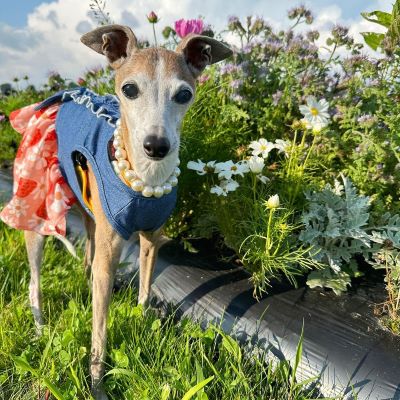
[89,170,123,399]
[138,228,162,307]
[90,219,123,399]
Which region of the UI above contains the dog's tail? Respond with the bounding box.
[53,233,78,258]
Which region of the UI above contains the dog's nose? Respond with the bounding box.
[143,135,170,159]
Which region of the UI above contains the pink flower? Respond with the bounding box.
[174,19,204,38]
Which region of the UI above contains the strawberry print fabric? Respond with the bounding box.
[0,103,76,237]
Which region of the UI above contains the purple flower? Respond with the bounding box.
[231,94,243,103]
[272,90,283,106]
[219,63,238,75]
[357,114,377,127]
[174,19,204,38]
[0,114,5,123]
[198,74,210,84]
[230,79,243,89]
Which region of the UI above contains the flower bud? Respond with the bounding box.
[266,194,280,209]
[147,11,159,24]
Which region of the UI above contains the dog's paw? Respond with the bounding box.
[92,386,109,400]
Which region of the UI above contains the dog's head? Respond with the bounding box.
[81,24,232,186]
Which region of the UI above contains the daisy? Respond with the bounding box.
[215,160,249,180]
[299,96,330,127]
[249,138,275,158]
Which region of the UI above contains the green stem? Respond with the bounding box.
[265,209,274,256]
[323,43,337,67]
[252,174,257,204]
[286,130,298,178]
[302,133,317,171]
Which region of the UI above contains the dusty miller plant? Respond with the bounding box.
[300,175,400,299]
[299,175,369,294]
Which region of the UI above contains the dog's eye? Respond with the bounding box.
[122,83,139,99]
[173,89,192,104]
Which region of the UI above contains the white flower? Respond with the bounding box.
[210,179,239,196]
[210,185,226,196]
[249,138,275,158]
[257,174,269,184]
[215,160,249,180]
[274,139,290,157]
[248,156,265,174]
[266,194,280,209]
[187,160,217,175]
[299,96,330,128]
[301,118,327,133]
[187,159,207,175]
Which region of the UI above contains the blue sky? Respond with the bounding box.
[0,0,392,86]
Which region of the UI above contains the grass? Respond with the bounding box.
[0,221,327,399]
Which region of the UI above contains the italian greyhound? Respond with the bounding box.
[23,24,232,399]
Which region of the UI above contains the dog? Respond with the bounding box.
[2,24,232,399]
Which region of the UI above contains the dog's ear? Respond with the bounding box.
[176,34,233,77]
[80,24,138,68]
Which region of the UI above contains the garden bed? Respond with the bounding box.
[1,171,399,399]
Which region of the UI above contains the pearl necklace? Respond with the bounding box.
[111,120,180,198]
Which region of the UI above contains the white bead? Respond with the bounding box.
[124,169,136,181]
[168,175,178,187]
[163,183,172,194]
[115,148,127,160]
[153,186,164,198]
[176,159,180,166]
[116,119,121,127]
[118,160,130,171]
[113,138,123,148]
[114,129,122,139]
[112,161,119,174]
[131,180,144,191]
[142,186,154,197]
[173,167,181,177]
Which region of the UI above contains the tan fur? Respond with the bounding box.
[115,48,196,87]
[22,24,232,400]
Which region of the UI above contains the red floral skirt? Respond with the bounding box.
[0,103,76,237]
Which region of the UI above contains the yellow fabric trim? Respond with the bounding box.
[75,165,93,212]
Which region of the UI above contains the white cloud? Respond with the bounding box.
[0,0,393,86]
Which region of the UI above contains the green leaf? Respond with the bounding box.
[360,32,386,50]
[361,11,392,28]
[41,377,66,400]
[182,376,214,400]
[11,356,37,376]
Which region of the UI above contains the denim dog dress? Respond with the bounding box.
[35,88,177,240]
